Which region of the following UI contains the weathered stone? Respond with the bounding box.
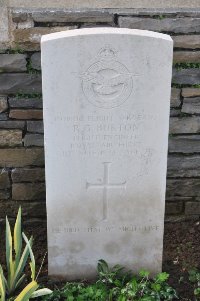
[42,27,173,278]
[169,135,200,153]
[30,52,41,70]
[0,113,8,120]
[0,190,10,200]
[0,54,27,72]
[173,51,200,63]
[12,183,45,200]
[165,216,187,223]
[0,200,46,218]
[32,9,114,23]
[12,10,29,22]
[27,120,44,133]
[118,17,200,33]
[0,130,22,146]
[7,1,200,9]
[0,120,25,129]
[17,18,34,29]
[170,109,181,117]
[169,117,200,134]
[0,169,10,189]
[9,109,43,119]
[165,202,183,215]
[23,134,44,146]
[0,6,9,45]
[173,35,200,49]
[0,96,8,112]
[170,88,181,107]
[182,97,200,114]
[167,155,200,177]
[8,97,43,109]
[185,201,200,215]
[12,27,78,51]
[0,148,44,167]
[166,196,193,202]
[182,88,200,98]
[172,68,200,85]
[166,179,200,196]
[0,73,41,94]
[11,167,45,182]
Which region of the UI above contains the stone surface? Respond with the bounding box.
[0,113,8,120]
[169,135,200,153]
[30,52,41,70]
[0,120,25,129]
[166,179,200,197]
[0,5,9,45]
[172,68,200,85]
[0,169,10,189]
[27,120,44,133]
[23,133,44,146]
[12,27,78,51]
[32,9,114,23]
[173,51,200,63]
[182,88,200,98]
[167,155,200,177]
[12,183,45,200]
[0,148,44,167]
[8,0,200,9]
[11,167,45,182]
[170,88,180,108]
[17,18,34,29]
[185,202,200,215]
[170,109,181,117]
[165,202,183,215]
[169,117,200,134]
[0,96,8,112]
[42,28,173,278]
[8,97,43,108]
[0,54,27,72]
[0,200,46,219]
[0,190,10,200]
[0,129,22,146]
[182,97,200,114]
[173,35,200,49]
[118,17,200,34]
[9,109,43,119]
[0,73,41,94]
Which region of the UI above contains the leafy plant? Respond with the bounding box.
[0,207,52,301]
[41,260,178,301]
[189,269,200,300]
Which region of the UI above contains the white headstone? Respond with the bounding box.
[41,28,173,280]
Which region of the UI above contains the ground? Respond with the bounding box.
[0,219,200,300]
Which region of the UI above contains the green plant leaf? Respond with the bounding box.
[22,233,35,280]
[6,216,14,290]
[30,288,53,298]
[14,207,22,268]
[14,281,38,301]
[155,272,169,282]
[12,237,33,291]
[0,265,6,301]
[139,270,150,278]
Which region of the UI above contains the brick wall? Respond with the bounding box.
[0,7,200,222]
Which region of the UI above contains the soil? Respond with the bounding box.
[0,219,200,300]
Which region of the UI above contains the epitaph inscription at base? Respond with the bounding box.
[41,28,173,279]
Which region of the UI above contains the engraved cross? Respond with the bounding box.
[86,162,126,220]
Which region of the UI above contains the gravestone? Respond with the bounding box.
[41,28,173,280]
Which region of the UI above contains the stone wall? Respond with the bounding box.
[0,7,200,222]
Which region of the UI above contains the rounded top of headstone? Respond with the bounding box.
[41,27,173,44]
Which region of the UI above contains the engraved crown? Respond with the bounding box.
[98,46,117,59]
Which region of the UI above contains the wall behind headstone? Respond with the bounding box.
[0,5,200,222]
